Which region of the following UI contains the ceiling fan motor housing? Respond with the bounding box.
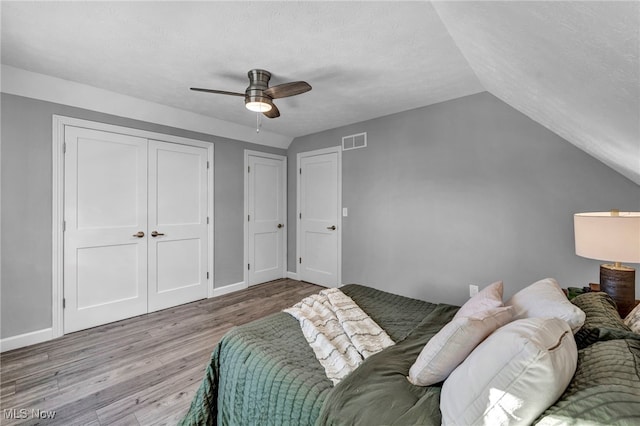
[245,69,273,108]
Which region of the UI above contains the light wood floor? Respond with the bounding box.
[0,279,322,425]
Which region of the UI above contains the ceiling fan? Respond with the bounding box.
[190,69,312,119]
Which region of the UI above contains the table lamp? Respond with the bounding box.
[574,211,640,316]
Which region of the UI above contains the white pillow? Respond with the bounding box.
[454,280,504,319]
[440,317,577,426]
[505,278,585,333]
[624,302,640,333]
[407,307,513,386]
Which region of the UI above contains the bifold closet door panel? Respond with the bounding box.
[147,140,208,312]
[63,126,148,334]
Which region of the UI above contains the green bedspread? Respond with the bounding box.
[181,286,640,426]
[319,291,640,426]
[535,292,640,425]
[179,284,454,426]
[317,303,458,426]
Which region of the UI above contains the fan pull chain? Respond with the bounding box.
[256,111,263,133]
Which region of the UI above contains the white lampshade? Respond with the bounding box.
[574,212,640,264]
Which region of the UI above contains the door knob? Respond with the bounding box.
[277,224,284,229]
[151,231,165,237]
[327,225,336,231]
[133,231,145,238]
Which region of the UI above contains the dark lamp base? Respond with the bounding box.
[600,264,636,317]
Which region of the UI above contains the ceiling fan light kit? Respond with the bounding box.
[246,99,273,112]
[191,68,311,119]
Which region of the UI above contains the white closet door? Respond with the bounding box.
[247,154,286,285]
[299,151,340,287]
[147,140,208,312]
[64,127,148,333]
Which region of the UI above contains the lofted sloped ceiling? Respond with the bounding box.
[433,1,640,185]
[1,1,638,184]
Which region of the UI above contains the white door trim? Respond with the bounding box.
[296,146,342,286]
[243,150,287,287]
[52,115,214,339]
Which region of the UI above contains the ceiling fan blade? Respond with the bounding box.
[263,81,311,99]
[263,103,280,119]
[190,88,245,97]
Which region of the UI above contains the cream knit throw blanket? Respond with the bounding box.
[284,288,394,385]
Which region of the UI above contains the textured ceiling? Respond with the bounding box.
[1,1,638,184]
[0,1,482,138]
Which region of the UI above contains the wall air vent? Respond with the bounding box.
[342,132,367,151]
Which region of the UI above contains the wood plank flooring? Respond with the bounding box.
[0,279,322,425]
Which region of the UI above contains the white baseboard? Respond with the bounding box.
[287,271,299,280]
[0,328,53,353]
[212,281,247,298]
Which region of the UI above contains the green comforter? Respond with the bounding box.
[535,292,640,425]
[317,304,457,426]
[180,287,640,426]
[179,284,457,426]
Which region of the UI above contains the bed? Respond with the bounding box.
[180,284,640,426]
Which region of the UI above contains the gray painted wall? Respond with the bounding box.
[3,90,639,340]
[288,92,640,305]
[0,93,285,338]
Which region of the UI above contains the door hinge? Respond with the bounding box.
[207,161,210,169]
[63,298,66,309]
[63,220,66,232]
[299,257,302,264]
[299,168,302,175]
[63,142,67,154]
[248,214,250,222]
[248,165,250,173]
[207,272,209,279]
[299,213,301,219]
[207,216,210,224]
[248,263,250,270]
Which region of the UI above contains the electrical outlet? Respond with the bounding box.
[469,285,479,298]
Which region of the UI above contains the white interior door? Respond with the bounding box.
[298,149,341,287]
[247,153,286,285]
[148,140,209,312]
[64,127,148,333]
